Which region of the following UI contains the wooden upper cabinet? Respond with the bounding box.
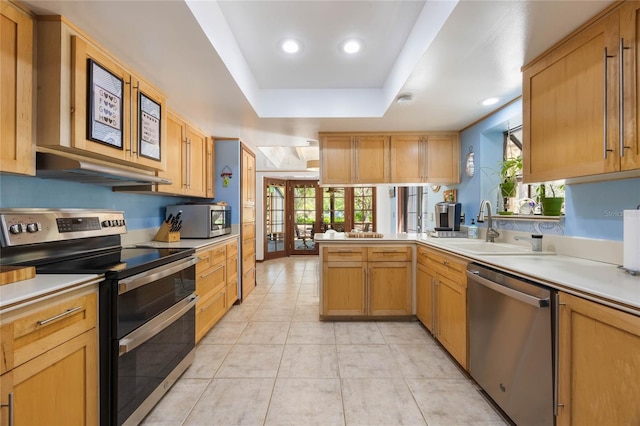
[206,137,215,198]
[426,134,460,184]
[241,145,256,209]
[523,3,640,182]
[1,1,34,176]
[390,135,423,183]
[37,18,167,171]
[353,135,389,183]
[620,1,640,171]
[157,110,210,198]
[320,135,353,185]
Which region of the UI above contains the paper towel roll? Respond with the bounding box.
[623,210,640,272]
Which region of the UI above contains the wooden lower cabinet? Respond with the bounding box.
[557,292,640,425]
[416,245,468,369]
[322,261,366,316]
[0,286,99,426]
[415,262,435,332]
[320,245,412,318]
[195,286,226,343]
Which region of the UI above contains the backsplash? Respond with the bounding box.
[0,175,192,230]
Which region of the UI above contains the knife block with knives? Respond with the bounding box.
[154,212,182,242]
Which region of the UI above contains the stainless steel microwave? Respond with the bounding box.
[166,204,231,238]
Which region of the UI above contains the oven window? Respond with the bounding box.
[117,307,195,425]
[117,267,195,338]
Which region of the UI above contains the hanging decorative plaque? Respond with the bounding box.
[139,93,161,160]
[87,59,123,148]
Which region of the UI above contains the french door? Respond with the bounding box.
[288,181,321,255]
[264,178,287,260]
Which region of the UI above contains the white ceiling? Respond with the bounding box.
[23,0,614,176]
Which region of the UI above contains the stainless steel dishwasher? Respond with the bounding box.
[467,263,556,426]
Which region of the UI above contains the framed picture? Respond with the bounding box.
[87,59,124,149]
[138,93,161,161]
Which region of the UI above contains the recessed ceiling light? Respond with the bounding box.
[396,93,414,103]
[281,39,301,54]
[480,97,499,106]
[342,39,362,54]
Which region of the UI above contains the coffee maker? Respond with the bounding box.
[435,202,462,231]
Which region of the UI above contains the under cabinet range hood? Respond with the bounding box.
[36,152,172,187]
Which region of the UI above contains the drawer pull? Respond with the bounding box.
[337,249,355,253]
[201,263,224,279]
[37,306,83,326]
[443,260,449,266]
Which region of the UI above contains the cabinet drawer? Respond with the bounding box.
[197,263,226,297]
[243,252,256,273]
[227,255,239,280]
[226,239,239,258]
[427,251,466,283]
[242,206,256,223]
[323,246,367,262]
[242,222,256,240]
[196,246,226,273]
[0,291,97,374]
[367,246,412,262]
[226,277,238,307]
[242,239,256,258]
[417,246,429,267]
[195,288,226,343]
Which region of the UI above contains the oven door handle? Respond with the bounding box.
[119,294,199,356]
[466,270,550,308]
[118,256,199,295]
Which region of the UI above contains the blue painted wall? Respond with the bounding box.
[458,98,640,241]
[0,174,192,230]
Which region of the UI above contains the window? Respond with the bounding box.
[503,126,564,214]
[321,187,376,232]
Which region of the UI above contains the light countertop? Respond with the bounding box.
[0,274,103,312]
[131,233,240,250]
[316,233,640,314]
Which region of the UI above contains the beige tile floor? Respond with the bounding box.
[142,256,508,426]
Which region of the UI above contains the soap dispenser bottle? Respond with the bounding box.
[468,219,479,239]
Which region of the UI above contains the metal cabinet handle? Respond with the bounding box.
[119,256,198,295]
[620,38,632,157]
[200,263,224,279]
[119,294,198,355]
[1,393,14,426]
[603,47,615,159]
[466,270,550,308]
[37,306,83,326]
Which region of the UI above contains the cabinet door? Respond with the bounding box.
[2,328,98,426]
[557,292,640,426]
[242,266,256,301]
[226,277,238,308]
[131,75,167,170]
[390,135,424,183]
[320,135,353,184]
[0,2,34,175]
[354,135,388,183]
[523,13,620,182]
[620,2,640,171]
[368,262,411,316]
[195,287,226,343]
[436,274,467,369]
[321,262,366,316]
[71,36,131,163]
[184,126,208,197]
[425,134,459,184]
[241,146,256,207]
[206,137,215,198]
[416,263,434,332]
[157,111,186,194]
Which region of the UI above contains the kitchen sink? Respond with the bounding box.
[442,241,555,255]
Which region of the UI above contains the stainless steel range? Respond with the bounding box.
[0,209,198,426]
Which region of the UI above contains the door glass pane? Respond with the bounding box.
[353,187,374,231]
[293,184,316,251]
[266,182,286,254]
[322,187,346,232]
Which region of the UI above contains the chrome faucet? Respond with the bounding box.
[477,200,500,242]
[514,234,543,252]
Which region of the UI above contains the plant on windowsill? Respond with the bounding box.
[498,156,522,214]
[536,182,565,216]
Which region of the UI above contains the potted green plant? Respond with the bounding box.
[497,156,522,213]
[536,182,565,216]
